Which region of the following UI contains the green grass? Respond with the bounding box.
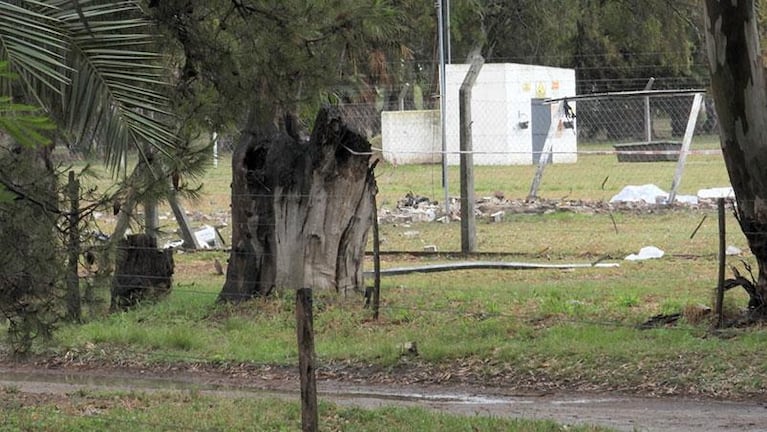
[375,135,727,204]
[375,209,738,257]
[51,247,765,398]
[0,388,614,432]
[15,136,763,428]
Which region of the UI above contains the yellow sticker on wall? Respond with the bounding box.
[522,82,531,92]
[536,82,546,98]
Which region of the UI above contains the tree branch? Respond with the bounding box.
[0,176,60,214]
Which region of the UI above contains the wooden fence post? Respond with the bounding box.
[715,198,726,328]
[66,170,81,322]
[296,288,318,432]
[372,192,381,320]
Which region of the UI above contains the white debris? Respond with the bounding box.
[194,225,225,249]
[610,184,698,205]
[409,208,436,223]
[610,184,667,203]
[163,239,184,249]
[625,246,665,261]
[673,195,699,205]
[697,187,735,199]
[726,245,743,256]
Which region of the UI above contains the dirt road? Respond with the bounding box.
[1,365,765,432]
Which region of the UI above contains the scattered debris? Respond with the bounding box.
[638,304,713,329]
[402,230,420,239]
[682,304,712,324]
[398,191,433,208]
[379,191,726,226]
[624,246,664,261]
[637,313,681,329]
[726,245,743,256]
[194,225,226,249]
[398,341,419,357]
[163,239,184,249]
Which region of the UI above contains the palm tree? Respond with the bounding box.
[0,1,187,333]
[0,0,178,173]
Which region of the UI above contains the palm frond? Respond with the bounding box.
[0,61,55,149]
[0,0,179,176]
[57,0,177,174]
[0,1,70,96]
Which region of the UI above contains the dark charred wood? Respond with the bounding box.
[637,313,681,330]
[111,234,174,311]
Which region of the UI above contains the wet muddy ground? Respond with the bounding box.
[1,363,765,432]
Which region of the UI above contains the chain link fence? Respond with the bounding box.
[576,93,718,145]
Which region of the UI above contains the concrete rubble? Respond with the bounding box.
[377,190,731,225]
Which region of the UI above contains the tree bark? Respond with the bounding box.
[219,106,375,301]
[704,0,767,311]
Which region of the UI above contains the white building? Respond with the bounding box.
[381,63,577,166]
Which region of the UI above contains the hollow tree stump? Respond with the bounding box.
[111,234,174,311]
[219,105,376,301]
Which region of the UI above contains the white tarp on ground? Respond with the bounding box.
[625,246,665,261]
[697,187,735,199]
[609,184,698,205]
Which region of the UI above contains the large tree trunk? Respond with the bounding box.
[219,106,375,301]
[704,0,767,311]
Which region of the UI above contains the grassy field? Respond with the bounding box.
[55,136,763,395]
[70,135,732,252]
[7,136,762,430]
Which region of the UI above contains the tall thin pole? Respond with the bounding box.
[667,92,703,204]
[644,77,655,143]
[437,0,450,217]
[296,288,318,431]
[715,198,726,328]
[445,0,451,64]
[66,170,81,322]
[372,194,381,320]
[460,54,484,253]
[213,131,219,168]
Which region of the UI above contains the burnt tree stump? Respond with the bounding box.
[111,234,174,311]
[219,105,376,301]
